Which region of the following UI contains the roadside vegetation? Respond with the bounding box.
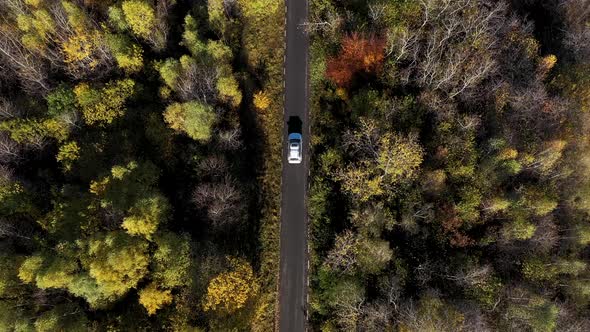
[0,0,283,330]
[308,0,590,330]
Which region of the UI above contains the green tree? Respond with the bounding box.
[34,255,78,289]
[107,6,129,31]
[502,214,536,241]
[465,275,503,309]
[355,237,393,275]
[484,197,511,213]
[158,58,181,88]
[0,177,36,217]
[61,1,92,31]
[455,185,483,223]
[79,231,150,298]
[506,294,558,332]
[153,232,193,288]
[0,254,23,298]
[565,280,590,306]
[18,254,44,284]
[67,273,112,308]
[56,141,80,171]
[321,278,365,330]
[34,304,88,332]
[552,64,590,113]
[573,222,590,246]
[208,0,239,40]
[217,75,242,108]
[522,257,558,282]
[163,102,215,141]
[238,0,280,19]
[0,118,69,145]
[17,8,56,54]
[46,85,77,117]
[0,301,32,332]
[106,34,144,73]
[122,194,170,240]
[339,131,423,201]
[398,293,465,332]
[519,187,558,217]
[74,79,135,125]
[556,259,587,276]
[377,133,423,184]
[121,0,155,40]
[181,15,207,56]
[89,161,159,211]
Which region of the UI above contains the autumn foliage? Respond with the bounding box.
[439,204,474,248]
[203,257,259,314]
[326,33,386,87]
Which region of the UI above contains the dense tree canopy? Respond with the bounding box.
[309,0,590,330]
[0,0,282,329]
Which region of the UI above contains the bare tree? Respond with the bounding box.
[176,60,218,103]
[0,133,21,163]
[0,25,50,94]
[198,155,228,178]
[351,203,395,236]
[0,1,115,86]
[358,301,391,331]
[0,218,33,240]
[148,0,175,51]
[301,10,343,36]
[386,27,418,63]
[387,0,510,100]
[342,118,380,159]
[556,301,590,332]
[48,2,114,79]
[331,281,366,330]
[395,291,465,332]
[529,217,559,254]
[379,274,402,310]
[560,0,590,62]
[459,303,493,332]
[216,127,242,150]
[442,263,493,287]
[324,230,358,274]
[414,260,435,286]
[192,176,244,227]
[57,107,81,129]
[0,97,21,119]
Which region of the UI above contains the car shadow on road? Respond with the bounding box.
[288,116,302,134]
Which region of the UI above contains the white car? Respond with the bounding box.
[288,133,302,164]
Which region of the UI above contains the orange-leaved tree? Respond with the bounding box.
[326,33,386,87]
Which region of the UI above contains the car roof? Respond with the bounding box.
[289,149,299,157]
[288,133,302,140]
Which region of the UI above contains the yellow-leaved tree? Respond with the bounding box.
[121,0,155,40]
[253,91,271,111]
[79,231,149,298]
[203,257,259,313]
[74,79,135,125]
[122,194,170,240]
[138,283,173,315]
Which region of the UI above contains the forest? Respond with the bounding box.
[0,0,283,330]
[308,0,590,331]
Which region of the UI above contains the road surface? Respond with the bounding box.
[279,0,309,330]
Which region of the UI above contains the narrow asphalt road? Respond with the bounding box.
[279,0,309,330]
